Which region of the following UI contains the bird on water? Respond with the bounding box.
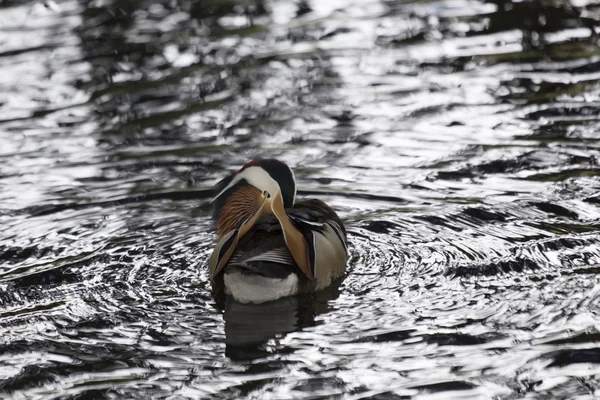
[209,159,348,304]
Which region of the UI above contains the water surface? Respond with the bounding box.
[1,0,600,398]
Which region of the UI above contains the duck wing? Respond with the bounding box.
[225,215,297,279]
[210,199,347,284]
[287,199,348,283]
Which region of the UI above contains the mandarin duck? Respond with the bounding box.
[209,159,347,304]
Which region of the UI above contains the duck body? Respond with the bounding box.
[209,160,347,304]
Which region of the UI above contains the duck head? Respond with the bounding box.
[212,159,296,235]
[210,159,313,281]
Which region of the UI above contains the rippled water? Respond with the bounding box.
[1,0,600,398]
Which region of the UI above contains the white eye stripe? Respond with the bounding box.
[213,166,280,202]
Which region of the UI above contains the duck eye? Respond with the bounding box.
[263,191,270,198]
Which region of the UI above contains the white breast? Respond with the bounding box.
[223,271,299,304]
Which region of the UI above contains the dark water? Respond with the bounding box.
[1,0,600,398]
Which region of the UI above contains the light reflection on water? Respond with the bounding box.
[1,0,600,398]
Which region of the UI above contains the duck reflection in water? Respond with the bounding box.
[218,284,342,361]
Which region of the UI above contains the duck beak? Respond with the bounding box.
[270,189,314,281]
[210,194,270,279]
